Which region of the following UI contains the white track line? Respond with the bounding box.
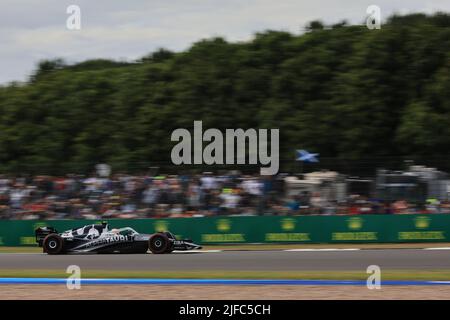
[173,249,222,253]
[284,248,360,252]
[423,247,450,250]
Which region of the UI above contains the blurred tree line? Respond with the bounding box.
[0,13,449,175]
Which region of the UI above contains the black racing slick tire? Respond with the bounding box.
[43,234,65,255]
[148,233,170,254]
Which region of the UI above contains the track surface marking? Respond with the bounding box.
[1,249,449,271]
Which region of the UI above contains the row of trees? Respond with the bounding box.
[0,13,449,174]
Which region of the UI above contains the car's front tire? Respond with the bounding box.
[43,234,65,255]
[148,233,170,254]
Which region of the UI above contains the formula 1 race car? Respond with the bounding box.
[35,222,202,255]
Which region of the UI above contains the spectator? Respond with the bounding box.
[0,171,447,219]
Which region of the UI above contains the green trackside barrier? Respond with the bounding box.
[0,214,449,246]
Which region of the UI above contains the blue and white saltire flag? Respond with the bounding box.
[296,150,319,163]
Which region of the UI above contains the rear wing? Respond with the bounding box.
[35,227,58,247]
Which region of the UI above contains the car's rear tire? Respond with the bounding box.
[43,234,64,255]
[148,233,170,254]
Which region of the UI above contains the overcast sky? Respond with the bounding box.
[1,0,449,84]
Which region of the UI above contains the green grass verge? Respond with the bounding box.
[0,247,42,253]
[0,269,450,280]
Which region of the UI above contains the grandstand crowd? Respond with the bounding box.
[0,173,448,220]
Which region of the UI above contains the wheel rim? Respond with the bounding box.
[48,240,57,249]
[154,239,162,248]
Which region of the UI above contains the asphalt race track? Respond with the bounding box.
[1,249,450,271]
